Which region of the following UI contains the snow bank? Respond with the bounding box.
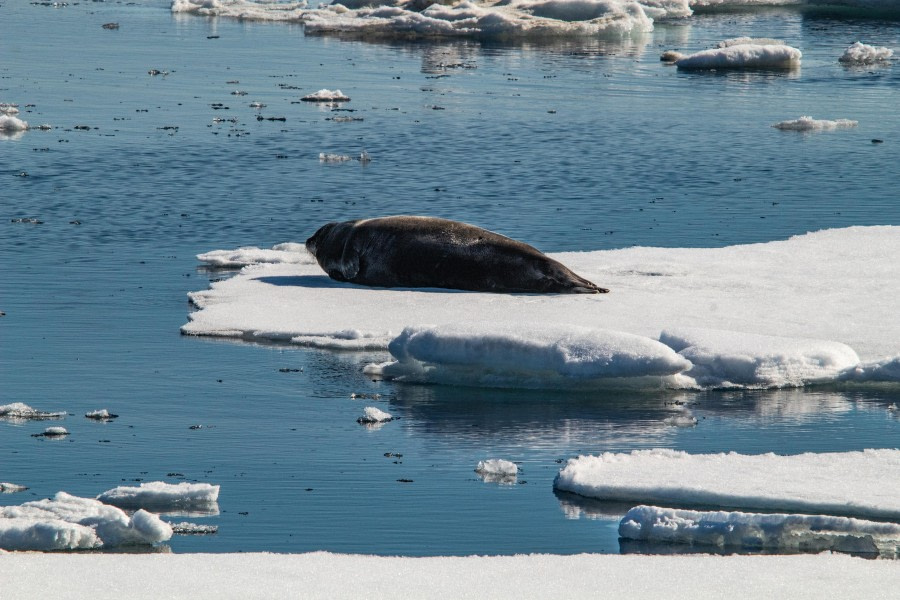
[367,324,691,388]
[619,505,900,556]
[676,43,801,69]
[0,402,65,421]
[97,481,220,512]
[839,41,893,65]
[554,449,900,519]
[0,492,171,551]
[184,227,900,390]
[772,116,858,131]
[2,551,899,598]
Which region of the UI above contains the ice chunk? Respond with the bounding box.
[85,409,119,420]
[0,483,29,494]
[659,328,861,388]
[839,41,893,65]
[554,449,900,519]
[772,116,858,131]
[0,402,65,421]
[0,492,172,550]
[97,481,220,511]
[357,406,394,423]
[370,324,691,389]
[676,43,801,70]
[475,459,518,477]
[197,243,314,268]
[32,426,69,437]
[302,89,350,102]
[170,522,219,535]
[0,114,28,132]
[619,505,900,556]
[0,103,19,115]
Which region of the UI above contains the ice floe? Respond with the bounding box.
[356,406,394,423]
[0,483,29,494]
[85,409,119,420]
[184,226,900,390]
[301,89,350,102]
[32,426,69,438]
[97,481,220,513]
[619,505,900,556]
[772,116,858,131]
[839,41,893,65]
[0,492,172,551]
[554,448,900,519]
[0,114,28,131]
[0,402,66,421]
[674,42,801,70]
[475,459,519,483]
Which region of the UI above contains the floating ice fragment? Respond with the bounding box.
[772,116,858,132]
[475,459,518,476]
[98,481,220,511]
[0,103,20,115]
[715,37,785,48]
[357,406,394,424]
[249,101,267,108]
[32,426,69,437]
[839,42,893,65]
[0,115,28,132]
[0,483,29,494]
[0,402,66,421]
[675,43,801,70]
[196,243,314,268]
[85,409,119,420]
[619,505,900,557]
[302,89,350,102]
[170,522,219,535]
[319,152,352,162]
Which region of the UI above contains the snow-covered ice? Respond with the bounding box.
[475,459,519,476]
[675,43,801,70]
[554,448,900,519]
[301,89,350,102]
[356,406,394,423]
[772,116,859,131]
[97,481,220,512]
[198,243,313,268]
[0,492,172,551]
[619,505,900,556]
[0,402,65,421]
[85,409,118,420]
[839,41,893,64]
[0,114,28,132]
[33,426,69,437]
[0,483,29,494]
[184,227,900,390]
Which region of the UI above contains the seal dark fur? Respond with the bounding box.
[305,216,608,294]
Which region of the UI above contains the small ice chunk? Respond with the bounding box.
[676,43,801,70]
[32,426,69,437]
[660,50,685,62]
[170,521,219,535]
[319,152,353,162]
[662,411,697,427]
[356,406,394,424]
[619,505,900,557]
[97,481,220,510]
[0,115,27,132]
[839,42,893,65]
[773,116,859,132]
[0,402,65,421]
[0,483,29,494]
[85,409,119,420]
[302,89,350,102]
[0,103,20,115]
[475,459,518,476]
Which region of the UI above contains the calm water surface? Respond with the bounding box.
[1,1,899,554]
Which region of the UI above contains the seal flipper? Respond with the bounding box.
[339,249,360,281]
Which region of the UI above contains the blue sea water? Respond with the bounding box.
[1,1,899,554]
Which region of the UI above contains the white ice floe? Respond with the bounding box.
[366,324,691,388]
[0,483,29,494]
[97,481,220,511]
[0,402,66,421]
[0,103,19,115]
[184,226,900,390]
[301,89,350,102]
[839,41,893,65]
[356,406,394,423]
[319,152,353,162]
[554,448,900,519]
[171,0,309,21]
[197,243,313,268]
[675,43,801,69]
[475,459,519,476]
[170,522,219,535]
[33,426,69,437]
[0,492,172,551]
[0,114,28,131]
[772,116,859,131]
[85,409,118,420]
[619,505,900,556]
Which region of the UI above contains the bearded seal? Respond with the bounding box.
[305,216,608,294]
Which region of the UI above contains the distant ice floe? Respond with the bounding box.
[475,459,519,483]
[0,483,29,494]
[673,41,801,70]
[301,89,350,102]
[0,402,65,421]
[184,227,900,390]
[0,103,20,115]
[619,505,900,557]
[0,114,29,140]
[839,41,893,65]
[357,406,394,424]
[554,449,900,519]
[85,409,119,420]
[772,116,858,131]
[32,426,69,438]
[0,492,172,551]
[97,481,220,514]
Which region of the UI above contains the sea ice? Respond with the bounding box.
[0,114,28,132]
[0,103,19,115]
[97,481,220,511]
[619,505,900,556]
[838,41,893,65]
[356,406,394,423]
[32,426,69,437]
[197,243,314,268]
[301,89,350,102]
[772,116,859,131]
[85,409,119,420]
[475,459,519,476]
[675,43,801,69]
[0,492,171,551]
[0,402,65,421]
[0,483,29,494]
[554,448,900,519]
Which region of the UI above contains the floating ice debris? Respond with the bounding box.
[148,69,170,76]
[34,124,52,131]
[0,483,29,494]
[619,505,900,557]
[659,50,684,62]
[0,492,171,551]
[368,324,691,389]
[475,459,518,478]
[889,403,898,412]
[350,393,381,400]
[839,41,893,65]
[97,481,220,511]
[0,103,19,115]
[772,116,859,132]
[0,403,65,420]
[171,0,309,20]
[231,90,248,96]
[301,89,350,102]
[85,409,119,420]
[0,114,28,132]
[554,449,900,519]
[662,411,697,427]
[101,22,120,29]
[32,426,69,438]
[675,43,801,70]
[170,522,218,535]
[197,242,313,268]
[356,406,394,424]
[319,152,352,162]
[249,102,267,108]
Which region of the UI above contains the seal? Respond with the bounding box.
[305,216,608,294]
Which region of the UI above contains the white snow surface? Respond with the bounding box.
[554,449,900,519]
[184,227,900,390]
[772,116,859,131]
[97,481,220,510]
[619,505,900,556]
[0,492,172,551]
[675,43,801,69]
[839,41,893,64]
[475,458,519,476]
[198,243,313,268]
[2,551,899,599]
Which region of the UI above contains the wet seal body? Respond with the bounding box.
[305,216,608,294]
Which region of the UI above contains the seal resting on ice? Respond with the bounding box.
[305,216,608,294]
